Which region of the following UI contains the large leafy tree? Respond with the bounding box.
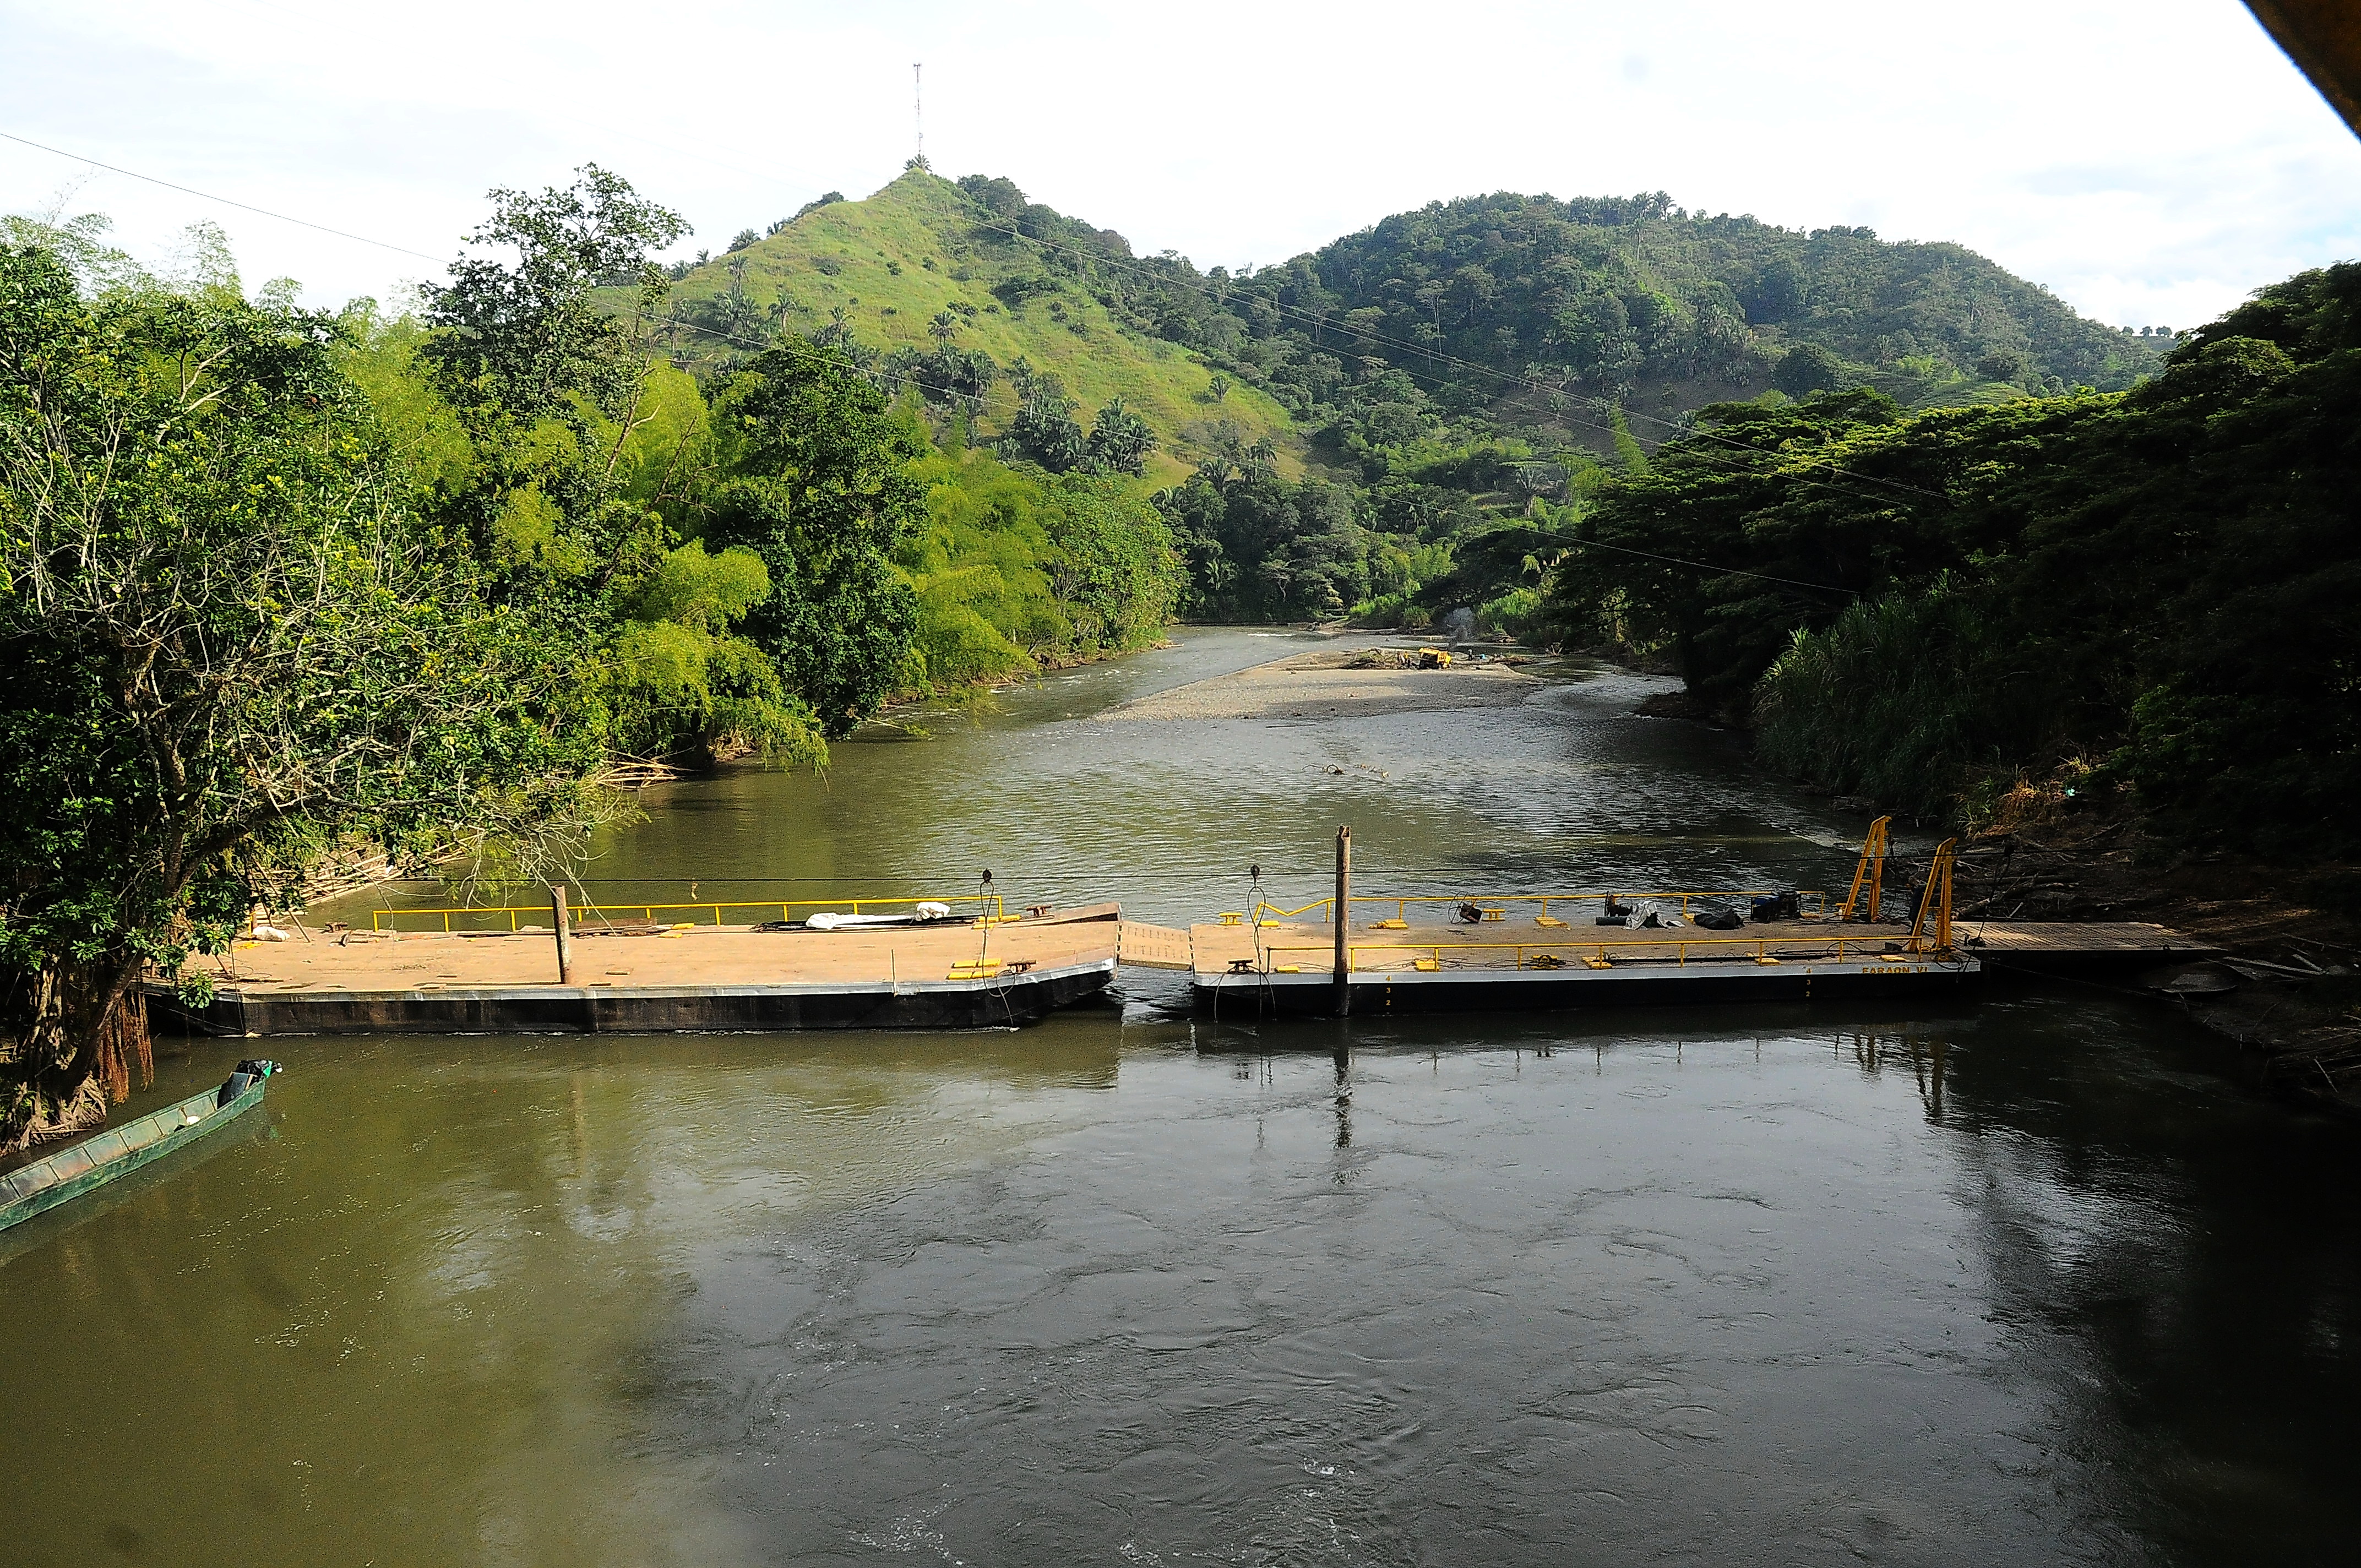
[416,166,689,613]
[411,167,823,768]
[421,163,687,426]
[0,247,601,1148]
[708,349,928,737]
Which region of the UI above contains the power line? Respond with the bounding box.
[0,127,994,411]
[1558,537,1855,598]
[0,128,447,264]
[7,123,1944,514]
[0,135,1877,596]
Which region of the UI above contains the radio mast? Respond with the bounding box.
[913,63,926,169]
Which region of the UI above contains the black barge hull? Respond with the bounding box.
[153,958,1117,1036]
[1194,956,1982,1018]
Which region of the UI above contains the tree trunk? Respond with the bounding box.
[0,954,153,1153]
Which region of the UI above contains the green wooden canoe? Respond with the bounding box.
[0,1060,278,1233]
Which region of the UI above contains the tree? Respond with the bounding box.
[418,166,692,620]
[0,247,603,1148]
[1743,256,1807,323]
[420,164,687,426]
[1000,359,1089,473]
[1037,475,1185,649]
[1084,396,1157,475]
[708,347,928,736]
[1771,342,1849,395]
[1974,347,2029,383]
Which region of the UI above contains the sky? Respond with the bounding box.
[4,0,2358,331]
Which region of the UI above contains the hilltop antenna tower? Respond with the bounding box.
[912,63,927,169]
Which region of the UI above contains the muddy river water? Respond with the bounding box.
[3,629,2357,1566]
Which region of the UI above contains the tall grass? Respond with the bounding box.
[1753,579,2034,816]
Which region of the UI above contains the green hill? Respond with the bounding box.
[649,174,2167,476]
[646,168,1305,487]
[1186,192,2173,463]
[637,171,2182,628]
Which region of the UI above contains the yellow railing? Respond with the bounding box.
[1249,890,1830,926]
[1254,931,1935,972]
[370,893,1006,934]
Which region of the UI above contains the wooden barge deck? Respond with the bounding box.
[1177,915,1977,1016]
[153,905,1122,1036]
[1144,914,2219,1019]
[148,879,2223,1038]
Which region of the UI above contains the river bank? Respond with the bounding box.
[1951,799,2361,1108]
[1103,641,1538,721]
[1615,672,2361,1108]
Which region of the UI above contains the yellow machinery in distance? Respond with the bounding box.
[1907,839,1957,955]
[1842,814,1956,953]
[1840,815,1891,921]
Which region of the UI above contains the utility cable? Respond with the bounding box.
[8,122,1949,510]
[1,128,447,264]
[1,131,1873,597]
[1559,537,1855,597]
[0,127,995,409]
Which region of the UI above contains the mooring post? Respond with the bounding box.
[1333,825,1352,1017]
[551,884,576,985]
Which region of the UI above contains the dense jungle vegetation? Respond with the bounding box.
[1543,264,2361,856]
[0,168,1182,1147]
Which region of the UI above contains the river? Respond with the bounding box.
[2,628,2355,1566]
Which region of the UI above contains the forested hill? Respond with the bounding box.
[638,167,2179,628]
[643,169,1304,487]
[1250,193,2170,447]
[656,174,2166,473]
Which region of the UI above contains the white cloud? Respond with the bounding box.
[3,0,2355,329]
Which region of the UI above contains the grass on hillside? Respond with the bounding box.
[656,171,1304,487]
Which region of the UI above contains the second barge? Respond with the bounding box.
[1152,823,2217,1019]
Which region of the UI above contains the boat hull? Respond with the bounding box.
[1,1069,271,1234]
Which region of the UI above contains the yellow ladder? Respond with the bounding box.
[1840,815,1892,922]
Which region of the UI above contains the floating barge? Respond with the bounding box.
[1125,823,2221,1020]
[152,900,1120,1037]
[1179,912,1982,1016]
[146,821,2222,1038]
[1153,908,2218,1019]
